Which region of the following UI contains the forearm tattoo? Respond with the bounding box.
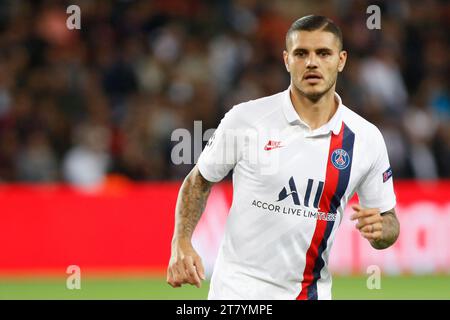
[173,167,214,241]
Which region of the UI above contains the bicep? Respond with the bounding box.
[196,107,242,182]
[356,129,396,212]
[190,165,215,192]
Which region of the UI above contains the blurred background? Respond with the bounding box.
[0,0,449,299]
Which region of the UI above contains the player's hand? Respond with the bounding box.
[350,204,383,241]
[167,239,205,288]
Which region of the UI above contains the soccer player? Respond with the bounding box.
[167,15,400,299]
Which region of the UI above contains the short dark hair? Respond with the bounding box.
[285,15,343,50]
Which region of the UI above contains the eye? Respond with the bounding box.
[319,51,331,57]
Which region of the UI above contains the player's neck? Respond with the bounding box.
[290,86,338,131]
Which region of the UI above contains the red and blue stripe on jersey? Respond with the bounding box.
[297,122,355,300]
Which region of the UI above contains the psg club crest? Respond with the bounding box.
[331,149,350,170]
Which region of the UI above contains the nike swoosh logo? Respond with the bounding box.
[264,144,284,151]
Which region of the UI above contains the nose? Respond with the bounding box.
[305,53,319,68]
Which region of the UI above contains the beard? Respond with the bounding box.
[295,74,337,103]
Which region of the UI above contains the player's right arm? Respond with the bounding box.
[168,106,241,288]
[167,165,214,288]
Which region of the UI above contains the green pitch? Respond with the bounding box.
[0,275,449,299]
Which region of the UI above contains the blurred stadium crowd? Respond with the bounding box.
[0,0,448,186]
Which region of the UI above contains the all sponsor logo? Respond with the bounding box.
[251,176,336,222]
[277,176,323,209]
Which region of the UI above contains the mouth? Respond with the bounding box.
[303,73,323,84]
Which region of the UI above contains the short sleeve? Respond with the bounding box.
[356,128,397,213]
[197,108,243,182]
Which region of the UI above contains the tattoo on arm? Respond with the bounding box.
[371,208,400,250]
[173,166,214,243]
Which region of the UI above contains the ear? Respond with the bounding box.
[283,50,290,72]
[338,50,347,72]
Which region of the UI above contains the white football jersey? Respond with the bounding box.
[197,87,396,300]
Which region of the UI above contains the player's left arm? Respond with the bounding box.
[350,204,400,250]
